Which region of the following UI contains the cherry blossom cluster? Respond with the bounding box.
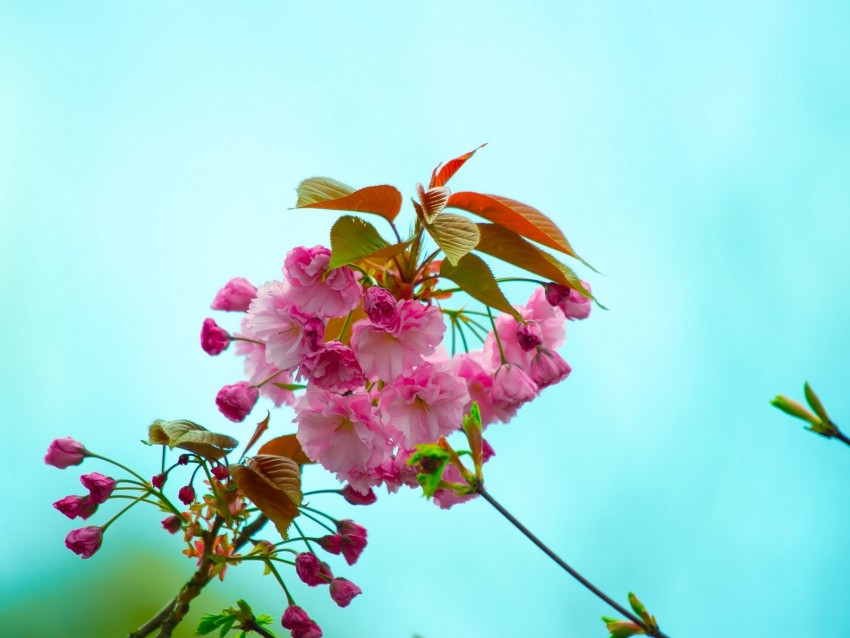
[203,245,591,507]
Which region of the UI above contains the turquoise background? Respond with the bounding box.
[2,2,849,636]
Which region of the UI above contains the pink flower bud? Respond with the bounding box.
[178,485,196,506]
[177,454,190,465]
[65,526,103,559]
[303,317,325,352]
[80,472,116,505]
[211,464,229,481]
[482,439,496,463]
[215,382,259,422]
[529,348,571,389]
[201,318,231,356]
[44,437,86,469]
[336,520,367,566]
[53,495,97,520]
[317,561,334,584]
[544,282,570,306]
[281,605,323,638]
[363,286,399,327]
[161,515,182,534]
[151,473,167,489]
[491,364,538,410]
[559,281,592,320]
[295,552,321,586]
[341,485,377,505]
[211,277,257,312]
[515,322,543,351]
[329,578,362,608]
[315,534,341,555]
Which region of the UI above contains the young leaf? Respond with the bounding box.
[439,254,523,321]
[425,213,481,266]
[258,434,315,465]
[295,178,402,223]
[147,420,238,461]
[240,412,271,462]
[430,143,487,188]
[417,184,450,223]
[447,191,593,268]
[329,215,389,269]
[804,382,830,424]
[475,223,593,299]
[229,455,302,538]
[463,402,484,480]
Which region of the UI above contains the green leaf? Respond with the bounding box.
[426,213,480,265]
[409,444,451,498]
[295,178,402,222]
[272,383,308,391]
[440,254,523,321]
[329,215,390,268]
[804,382,830,424]
[197,614,228,635]
[770,396,820,427]
[463,402,484,479]
[147,420,238,461]
[219,616,237,638]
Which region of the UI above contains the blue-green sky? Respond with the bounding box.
[2,2,850,637]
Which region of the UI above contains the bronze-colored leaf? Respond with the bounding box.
[229,455,302,539]
[240,412,271,462]
[439,254,522,321]
[147,420,238,461]
[426,213,480,266]
[417,184,450,223]
[295,178,402,223]
[258,434,315,465]
[429,143,487,188]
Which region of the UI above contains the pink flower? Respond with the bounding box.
[44,437,86,469]
[379,363,469,448]
[433,464,477,510]
[529,348,571,389]
[295,552,323,586]
[545,281,592,320]
[329,578,362,607]
[235,319,297,408]
[284,246,362,319]
[281,605,323,638]
[447,352,516,427]
[161,516,182,534]
[337,520,368,566]
[151,473,166,489]
[65,526,103,559]
[80,472,116,504]
[362,286,400,328]
[178,485,196,505]
[247,281,324,371]
[351,299,445,381]
[53,495,97,520]
[485,288,566,369]
[316,534,342,555]
[342,484,377,505]
[299,342,365,392]
[211,464,229,481]
[295,387,391,479]
[200,318,231,355]
[490,364,538,410]
[215,382,259,422]
[516,322,543,351]
[211,277,257,311]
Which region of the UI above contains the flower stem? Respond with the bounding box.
[477,486,670,638]
[486,306,507,365]
[87,452,148,484]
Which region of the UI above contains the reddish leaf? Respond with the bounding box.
[241,412,271,461]
[430,143,487,188]
[417,184,450,223]
[258,434,315,465]
[296,178,402,223]
[447,192,589,266]
[475,224,593,300]
[439,254,522,321]
[230,455,302,538]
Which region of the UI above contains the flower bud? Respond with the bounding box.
[544,282,569,306]
[177,454,190,465]
[178,485,196,506]
[44,437,86,469]
[80,472,116,504]
[295,552,321,586]
[490,364,538,409]
[65,526,103,559]
[337,520,367,566]
[515,322,543,351]
[211,277,257,312]
[281,605,323,637]
[211,464,229,481]
[151,473,167,489]
[315,534,342,555]
[215,382,260,422]
[53,495,97,520]
[201,318,231,356]
[529,348,571,389]
[363,286,399,327]
[317,561,333,584]
[341,485,377,505]
[329,578,363,608]
[161,515,182,534]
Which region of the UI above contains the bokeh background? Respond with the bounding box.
[2,2,849,636]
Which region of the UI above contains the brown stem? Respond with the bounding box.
[127,601,176,638]
[243,620,277,638]
[477,486,670,638]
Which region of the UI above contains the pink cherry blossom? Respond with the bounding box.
[342,484,377,505]
[316,534,342,555]
[295,387,391,479]
[490,364,538,410]
[44,437,86,469]
[362,286,400,328]
[283,246,362,319]
[215,382,259,422]
[351,299,445,381]
[329,578,362,607]
[53,495,97,520]
[65,526,103,559]
[178,485,196,505]
[234,319,296,408]
[299,341,365,392]
[433,464,478,510]
[515,322,543,351]
[379,363,469,448]
[295,552,322,586]
[80,472,116,504]
[246,281,324,371]
[529,348,572,389]
[545,281,592,320]
[337,520,368,566]
[211,277,257,311]
[281,606,323,638]
[161,516,182,534]
[200,318,230,355]
[447,352,517,427]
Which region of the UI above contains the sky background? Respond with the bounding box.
[2,2,850,637]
